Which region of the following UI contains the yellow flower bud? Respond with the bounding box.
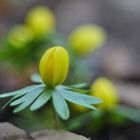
[39,46,69,87]
[8,25,34,49]
[69,24,106,55]
[90,77,118,109]
[26,6,55,37]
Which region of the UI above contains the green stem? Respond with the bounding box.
[51,101,60,129]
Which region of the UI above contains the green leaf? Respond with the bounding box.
[66,87,92,94]
[69,83,87,88]
[30,90,52,111]
[2,91,29,109]
[30,73,43,83]
[13,86,44,113]
[57,86,102,105]
[0,85,38,98]
[114,105,140,123]
[66,111,93,131]
[66,109,104,131]
[75,102,96,110]
[10,94,29,106]
[10,85,44,106]
[52,91,70,120]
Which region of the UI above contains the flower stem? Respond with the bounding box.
[51,101,60,129]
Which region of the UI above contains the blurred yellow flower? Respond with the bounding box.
[8,25,34,49]
[69,24,106,55]
[26,6,55,37]
[39,46,69,87]
[90,77,118,109]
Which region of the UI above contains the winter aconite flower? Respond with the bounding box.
[26,6,55,37]
[0,46,102,120]
[8,25,34,49]
[69,24,106,55]
[91,77,118,109]
[39,46,69,87]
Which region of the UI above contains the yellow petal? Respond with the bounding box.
[53,47,69,86]
[39,46,69,87]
